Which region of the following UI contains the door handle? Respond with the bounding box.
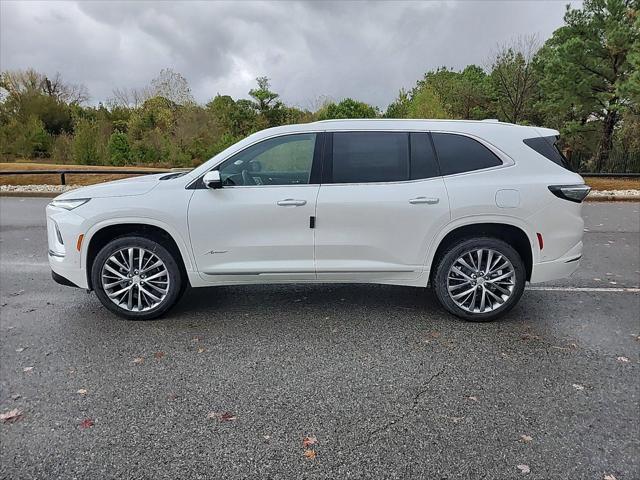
[277,199,307,206]
[409,197,439,205]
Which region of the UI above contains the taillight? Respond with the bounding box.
[548,184,591,203]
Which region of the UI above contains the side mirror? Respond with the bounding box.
[203,170,222,189]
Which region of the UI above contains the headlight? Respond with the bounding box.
[49,198,91,210]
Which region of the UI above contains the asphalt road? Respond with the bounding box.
[0,198,638,480]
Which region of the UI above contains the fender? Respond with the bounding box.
[81,216,196,273]
[422,213,539,280]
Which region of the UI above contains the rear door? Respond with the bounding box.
[188,133,321,283]
[314,131,450,283]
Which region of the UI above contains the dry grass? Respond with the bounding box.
[0,162,169,186]
[584,177,640,191]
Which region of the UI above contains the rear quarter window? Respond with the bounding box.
[523,136,573,171]
[431,133,502,176]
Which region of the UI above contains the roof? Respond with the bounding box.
[249,118,557,139]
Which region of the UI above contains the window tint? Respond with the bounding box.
[218,134,316,186]
[410,133,440,180]
[431,133,502,176]
[332,132,409,183]
[523,136,573,171]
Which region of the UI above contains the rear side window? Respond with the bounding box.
[431,133,502,176]
[332,132,409,183]
[410,133,440,180]
[523,136,573,171]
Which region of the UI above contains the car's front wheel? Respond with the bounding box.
[92,236,183,320]
[433,237,526,322]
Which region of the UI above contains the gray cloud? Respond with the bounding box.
[0,0,578,109]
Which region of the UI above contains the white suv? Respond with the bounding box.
[46,119,589,321]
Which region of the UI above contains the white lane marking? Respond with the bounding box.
[528,286,640,293]
[1,261,49,267]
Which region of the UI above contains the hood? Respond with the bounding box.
[55,173,167,200]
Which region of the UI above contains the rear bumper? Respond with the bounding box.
[529,241,582,283]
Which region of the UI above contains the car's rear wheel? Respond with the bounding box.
[92,236,183,320]
[433,237,526,322]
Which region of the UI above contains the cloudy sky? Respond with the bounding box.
[1,0,579,109]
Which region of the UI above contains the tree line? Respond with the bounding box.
[1,0,638,171]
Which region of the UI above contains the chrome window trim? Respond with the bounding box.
[187,129,516,189]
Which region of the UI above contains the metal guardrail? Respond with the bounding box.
[0,169,171,185]
[0,169,638,185]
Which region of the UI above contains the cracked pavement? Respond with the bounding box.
[0,198,639,479]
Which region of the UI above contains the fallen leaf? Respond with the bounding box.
[23,366,33,373]
[517,464,530,474]
[604,475,617,480]
[79,418,94,429]
[521,333,541,341]
[468,396,478,402]
[303,436,318,448]
[15,347,26,353]
[519,434,533,443]
[572,383,585,391]
[0,408,23,423]
[207,411,237,422]
[303,449,317,459]
[219,412,236,421]
[154,351,165,359]
[197,346,206,353]
[616,356,630,363]
[77,389,87,395]
[132,357,144,364]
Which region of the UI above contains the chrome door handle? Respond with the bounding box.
[277,199,307,206]
[409,197,439,205]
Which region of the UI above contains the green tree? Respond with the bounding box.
[385,89,411,118]
[536,0,639,168]
[249,77,286,127]
[406,85,449,119]
[107,131,131,165]
[316,98,378,119]
[72,118,100,165]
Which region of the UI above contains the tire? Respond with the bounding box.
[432,237,526,322]
[91,235,184,320]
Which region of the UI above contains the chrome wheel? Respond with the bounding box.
[446,248,516,314]
[101,247,170,312]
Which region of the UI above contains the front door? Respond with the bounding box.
[188,133,320,283]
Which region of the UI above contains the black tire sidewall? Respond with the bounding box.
[433,237,526,322]
[91,236,182,320]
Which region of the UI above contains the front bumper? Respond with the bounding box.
[529,241,582,283]
[47,203,90,289]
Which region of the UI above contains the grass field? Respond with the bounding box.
[0,163,170,186]
[0,162,638,190]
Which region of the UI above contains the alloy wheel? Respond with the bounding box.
[101,247,170,312]
[446,248,516,314]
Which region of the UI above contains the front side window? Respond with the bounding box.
[332,132,410,183]
[218,133,316,186]
[431,133,502,176]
